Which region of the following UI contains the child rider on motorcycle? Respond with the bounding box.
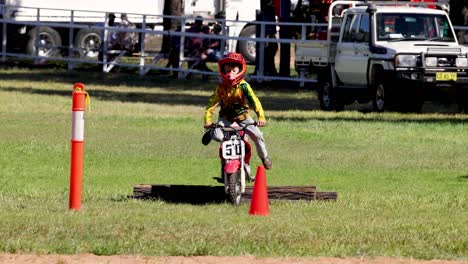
[203,52,272,170]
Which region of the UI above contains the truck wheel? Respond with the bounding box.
[238,25,256,64]
[26,27,62,57]
[457,88,468,113]
[75,29,102,58]
[318,81,333,110]
[318,78,343,111]
[372,80,386,112]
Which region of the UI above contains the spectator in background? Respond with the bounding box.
[98,13,117,69]
[184,16,204,77]
[464,1,468,25]
[115,13,137,51]
[100,13,137,71]
[195,25,215,78]
[161,0,182,56]
[165,24,182,78]
[107,13,137,51]
[185,24,213,79]
[185,23,224,80]
[107,13,117,41]
[254,4,278,77]
[451,0,468,44]
[202,23,223,63]
[185,16,204,56]
[264,5,278,76]
[462,1,468,44]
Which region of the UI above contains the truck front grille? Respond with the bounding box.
[436,57,455,67]
[424,55,458,68]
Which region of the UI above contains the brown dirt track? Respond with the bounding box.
[0,254,467,264]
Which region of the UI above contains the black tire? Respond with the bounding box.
[75,29,102,59]
[238,25,256,64]
[372,78,386,112]
[318,81,333,111]
[457,88,468,113]
[26,27,62,57]
[318,69,343,111]
[226,171,242,206]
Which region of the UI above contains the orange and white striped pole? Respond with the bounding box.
[69,83,89,210]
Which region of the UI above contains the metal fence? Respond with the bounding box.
[1,4,468,87]
[0,4,321,85]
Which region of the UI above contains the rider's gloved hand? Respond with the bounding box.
[204,122,213,129]
[257,120,266,127]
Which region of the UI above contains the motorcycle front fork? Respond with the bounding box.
[221,161,250,194]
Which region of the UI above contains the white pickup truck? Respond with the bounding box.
[295,0,468,112]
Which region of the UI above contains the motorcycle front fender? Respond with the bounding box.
[224,160,241,174]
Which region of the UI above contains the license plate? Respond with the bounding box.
[436,72,457,81]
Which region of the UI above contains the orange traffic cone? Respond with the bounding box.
[249,165,269,216]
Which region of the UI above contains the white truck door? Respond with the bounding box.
[352,13,371,85]
[335,13,362,85]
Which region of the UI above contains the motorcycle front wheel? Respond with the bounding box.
[226,171,242,206]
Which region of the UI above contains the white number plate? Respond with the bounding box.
[222,140,245,159]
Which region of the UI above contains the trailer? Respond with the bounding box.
[0,0,261,61]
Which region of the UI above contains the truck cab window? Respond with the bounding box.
[342,14,359,42]
[377,13,455,42]
[436,17,450,38]
[353,14,369,43]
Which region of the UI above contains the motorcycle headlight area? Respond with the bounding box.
[395,54,418,67]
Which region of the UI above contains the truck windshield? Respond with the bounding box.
[377,13,455,42]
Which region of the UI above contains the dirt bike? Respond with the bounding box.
[204,122,256,205]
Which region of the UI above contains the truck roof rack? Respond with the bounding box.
[329,1,449,13]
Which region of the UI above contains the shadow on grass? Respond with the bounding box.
[1,68,466,115]
[0,68,215,90]
[0,65,317,110]
[123,183,336,205]
[0,66,304,92]
[270,112,468,124]
[131,185,228,205]
[0,62,310,88]
[0,85,317,111]
[2,83,467,120]
[111,194,226,205]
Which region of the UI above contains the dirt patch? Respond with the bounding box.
[0,254,466,264]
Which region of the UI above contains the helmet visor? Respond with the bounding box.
[220,62,243,74]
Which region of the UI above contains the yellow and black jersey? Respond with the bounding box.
[204,80,265,124]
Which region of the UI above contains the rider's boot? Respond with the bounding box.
[201,129,212,145]
[262,157,272,170]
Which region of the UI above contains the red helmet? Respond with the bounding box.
[218,52,247,86]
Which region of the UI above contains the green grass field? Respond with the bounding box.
[0,67,466,259]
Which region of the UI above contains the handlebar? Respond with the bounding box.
[209,122,257,132]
